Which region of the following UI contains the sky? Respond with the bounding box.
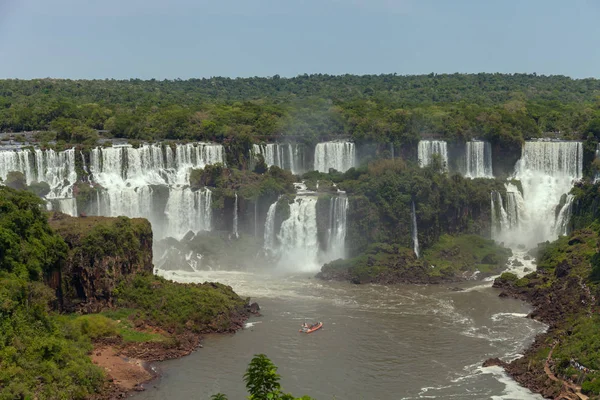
[0,0,598,79]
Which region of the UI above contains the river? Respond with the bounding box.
[133,268,546,400]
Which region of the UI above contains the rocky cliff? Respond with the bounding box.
[47,212,153,313]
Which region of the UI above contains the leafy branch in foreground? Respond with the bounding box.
[212,354,314,400]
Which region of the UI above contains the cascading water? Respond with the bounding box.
[555,195,574,237]
[263,200,278,252]
[323,195,348,262]
[417,140,448,170]
[253,143,303,175]
[233,193,239,239]
[0,147,78,215]
[492,141,582,248]
[464,141,493,178]
[411,201,420,258]
[89,142,224,239]
[276,196,320,272]
[314,141,356,173]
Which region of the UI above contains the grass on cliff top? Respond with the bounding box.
[115,273,247,334]
[60,311,170,344]
[422,234,512,277]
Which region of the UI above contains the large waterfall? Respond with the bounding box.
[277,196,320,271]
[264,192,349,271]
[0,142,224,240]
[417,140,448,170]
[89,143,224,239]
[0,147,78,215]
[491,141,582,247]
[314,142,356,173]
[464,141,493,178]
[253,143,304,175]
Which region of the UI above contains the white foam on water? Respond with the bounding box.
[482,366,544,400]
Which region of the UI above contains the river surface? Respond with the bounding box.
[133,266,546,400]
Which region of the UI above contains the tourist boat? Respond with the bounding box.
[299,322,323,333]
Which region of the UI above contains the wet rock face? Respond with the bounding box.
[47,213,153,313]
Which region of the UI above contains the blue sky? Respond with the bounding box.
[0,0,598,79]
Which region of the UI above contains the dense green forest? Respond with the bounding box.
[2,74,600,148]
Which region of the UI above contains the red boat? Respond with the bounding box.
[299,321,323,333]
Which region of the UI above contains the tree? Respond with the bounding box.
[213,354,314,400]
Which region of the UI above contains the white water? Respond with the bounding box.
[492,140,582,248]
[233,193,239,239]
[253,143,303,175]
[276,196,320,272]
[263,200,278,252]
[314,141,356,173]
[465,140,494,178]
[0,147,78,215]
[411,200,420,258]
[323,195,348,262]
[87,143,223,239]
[417,140,448,170]
[264,192,349,271]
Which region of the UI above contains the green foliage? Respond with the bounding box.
[423,234,512,277]
[214,354,314,400]
[244,354,284,400]
[27,180,51,197]
[66,314,119,340]
[0,187,67,280]
[115,274,247,333]
[338,158,506,257]
[321,234,510,283]
[0,277,105,399]
[1,74,599,147]
[4,171,26,190]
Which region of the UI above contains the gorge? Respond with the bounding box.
[1,75,599,398]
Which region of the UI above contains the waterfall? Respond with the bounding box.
[492,141,582,247]
[0,147,78,215]
[323,195,348,262]
[88,142,223,239]
[253,143,303,175]
[417,140,448,170]
[90,142,224,187]
[263,200,278,252]
[411,201,420,258]
[314,142,356,173]
[276,196,320,271]
[164,188,212,240]
[233,193,239,238]
[465,141,493,178]
[595,143,600,183]
[555,194,574,237]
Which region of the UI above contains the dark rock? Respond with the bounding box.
[524,255,532,261]
[554,260,571,278]
[247,302,260,314]
[481,253,499,264]
[482,358,507,368]
[450,287,465,292]
[523,267,531,272]
[512,259,524,267]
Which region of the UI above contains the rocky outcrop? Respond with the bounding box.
[47,212,153,313]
